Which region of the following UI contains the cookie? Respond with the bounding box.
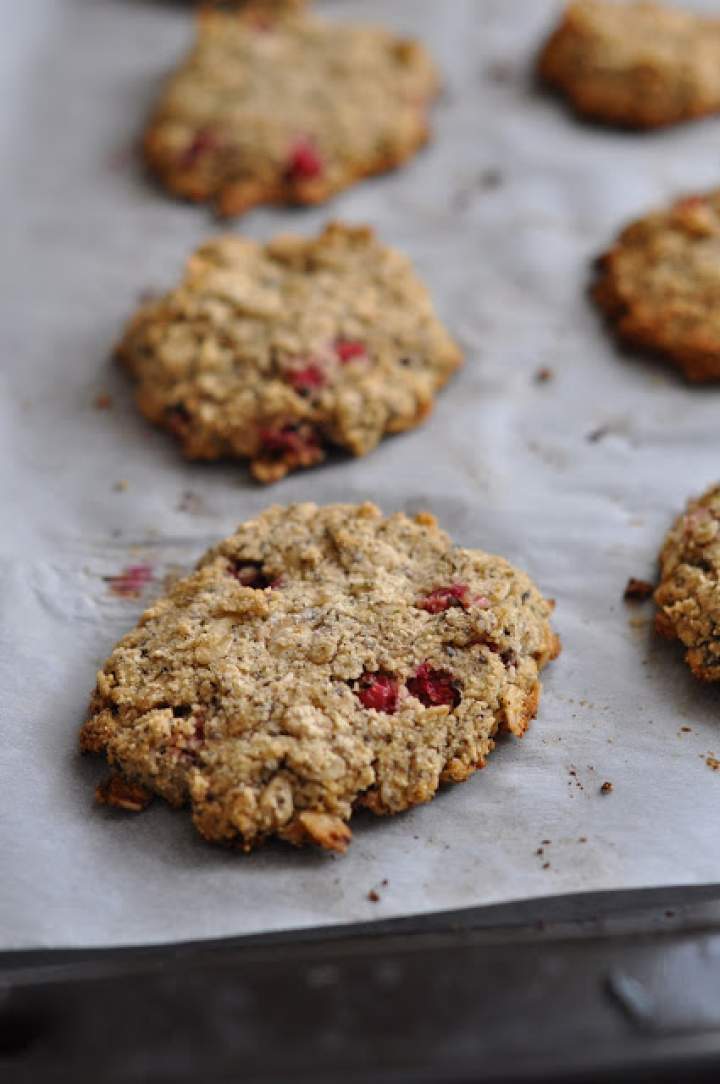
[655,485,720,681]
[538,1,720,129]
[143,2,439,216]
[81,503,560,852]
[117,222,462,482]
[593,190,720,381]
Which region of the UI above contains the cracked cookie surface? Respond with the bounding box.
[593,190,720,381]
[117,222,462,482]
[81,503,560,852]
[656,485,720,681]
[539,1,720,129]
[144,2,439,215]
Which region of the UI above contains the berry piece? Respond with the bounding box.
[287,138,323,180]
[419,584,469,614]
[357,672,399,714]
[179,128,218,169]
[104,565,154,599]
[259,423,320,457]
[96,775,152,812]
[287,364,326,393]
[407,663,460,709]
[335,339,366,363]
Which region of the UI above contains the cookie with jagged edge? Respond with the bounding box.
[143,0,439,216]
[538,0,720,129]
[593,190,720,381]
[656,485,720,681]
[117,222,462,482]
[81,503,560,853]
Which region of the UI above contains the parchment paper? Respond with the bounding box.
[4,0,720,950]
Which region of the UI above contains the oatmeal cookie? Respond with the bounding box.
[538,1,720,129]
[81,503,560,852]
[656,485,720,681]
[144,2,439,215]
[117,222,462,482]
[593,190,720,381]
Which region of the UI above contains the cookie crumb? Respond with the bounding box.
[586,424,610,443]
[706,756,720,771]
[680,726,692,733]
[478,167,503,191]
[542,862,550,870]
[534,367,554,383]
[177,490,206,515]
[624,577,654,601]
[485,59,514,84]
[578,836,587,843]
[94,392,113,410]
[600,780,614,794]
[367,889,380,902]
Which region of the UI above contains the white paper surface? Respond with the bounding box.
[4,0,720,950]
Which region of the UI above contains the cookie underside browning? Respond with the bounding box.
[593,190,720,381]
[117,222,462,481]
[81,503,560,852]
[539,0,720,129]
[656,485,720,681]
[144,3,439,216]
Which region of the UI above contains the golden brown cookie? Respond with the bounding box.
[117,222,462,482]
[144,2,439,215]
[656,485,720,681]
[538,0,720,129]
[593,190,720,381]
[81,503,560,852]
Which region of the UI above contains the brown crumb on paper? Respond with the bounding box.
[535,367,554,383]
[586,424,611,443]
[706,756,720,771]
[600,781,614,794]
[367,877,389,902]
[177,490,206,516]
[624,577,654,601]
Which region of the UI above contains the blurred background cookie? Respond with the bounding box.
[594,190,720,381]
[144,0,439,215]
[539,0,720,129]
